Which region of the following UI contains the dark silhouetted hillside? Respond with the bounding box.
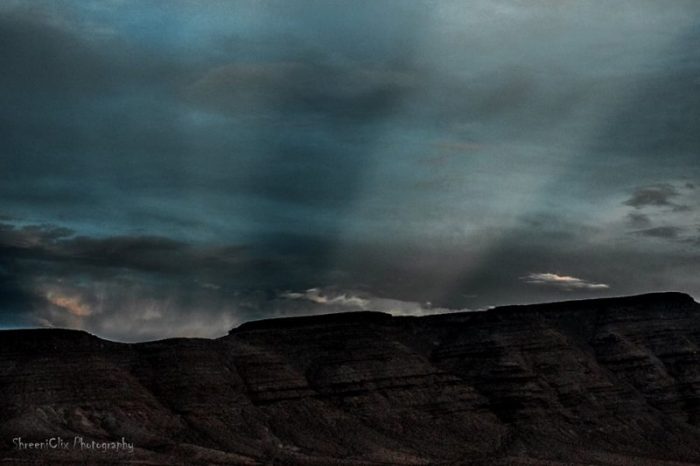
[2,292,700,465]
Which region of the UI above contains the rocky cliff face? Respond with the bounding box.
[2,292,700,465]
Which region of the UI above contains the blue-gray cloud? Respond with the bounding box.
[1,0,699,339]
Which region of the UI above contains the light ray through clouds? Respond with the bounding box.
[0,0,699,340]
[332,0,699,305]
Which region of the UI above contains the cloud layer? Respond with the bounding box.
[0,1,699,339]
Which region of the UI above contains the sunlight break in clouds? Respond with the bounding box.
[522,273,609,291]
[279,287,469,317]
[45,290,93,317]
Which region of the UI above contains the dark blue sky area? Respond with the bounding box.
[1,0,699,340]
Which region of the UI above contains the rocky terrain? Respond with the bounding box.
[2,292,700,465]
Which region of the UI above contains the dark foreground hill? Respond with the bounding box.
[2,292,700,465]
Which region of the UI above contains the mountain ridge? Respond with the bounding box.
[4,291,693,344]
[2,292,700,465]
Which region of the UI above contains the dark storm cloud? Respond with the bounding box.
[624,184,680,209]
[0,220,345,297]
[0,221,279,339]
[634,226,683,240]
[627,212,652,228]
[0,223,74,247]
[184,60,584,131]
[187,62,419,121]
[0,221,248,277]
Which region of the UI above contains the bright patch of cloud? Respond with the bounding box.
[279,287,470,317]
[45,290,92,317]
[522,273,609,291]
[280,288,370,308]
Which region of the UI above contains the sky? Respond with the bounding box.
[1,0,699,341]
